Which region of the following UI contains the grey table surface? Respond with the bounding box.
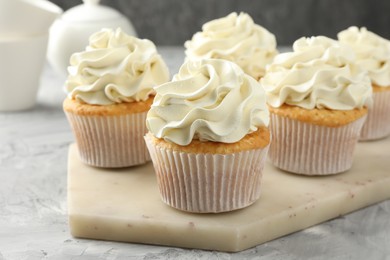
[0,46,389,260]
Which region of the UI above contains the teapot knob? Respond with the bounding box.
[83,0,100,5]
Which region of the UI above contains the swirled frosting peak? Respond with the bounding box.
[338,26,390,87]
[146,59,270,145]
[261,36,372,110]
[184,12,278,80]
[65,28,170,105]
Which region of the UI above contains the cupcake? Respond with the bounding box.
[261,36,372,175]
[63,28,170,168]
[338,27,390,141]
[184,12,278,80]
[145,59,270,213]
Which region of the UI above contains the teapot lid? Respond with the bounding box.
[62,0,124,22]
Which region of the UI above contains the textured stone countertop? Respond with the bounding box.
[0,47,389,260]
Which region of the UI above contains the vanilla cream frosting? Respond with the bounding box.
[184,12,278,80]
[338,26,390,87]
[146,59,270,145]
[261,36,372,110]
[65,28,170,105]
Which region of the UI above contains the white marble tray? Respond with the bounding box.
[67,137,390,252]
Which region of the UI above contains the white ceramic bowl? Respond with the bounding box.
[0,34,49,111]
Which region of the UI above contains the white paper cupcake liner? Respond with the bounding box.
[360,90,390,141]
[65,111,150,168]
[269,113,366,175]
[144,135,269,213]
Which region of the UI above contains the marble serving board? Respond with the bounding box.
[67,137,390,252]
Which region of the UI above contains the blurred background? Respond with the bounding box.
[49,0,390,46]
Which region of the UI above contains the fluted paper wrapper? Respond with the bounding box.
[360,91,390,141]
[269,114,366,176]
[65,112,150,168]
[145,135,269,213]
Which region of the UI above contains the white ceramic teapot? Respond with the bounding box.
[47,0,136,76]
[0,0,62,37]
